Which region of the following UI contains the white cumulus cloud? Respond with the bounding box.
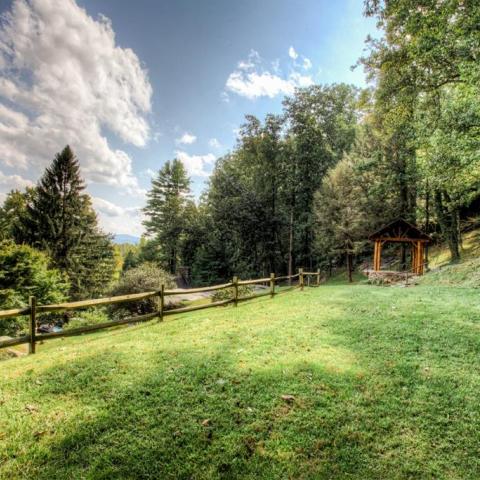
[0,169,33,202]
[225,49,314,100]
[91,196,143,236]
[208,138,221,149]
[175,150,216,178]
[0,0,152,194]
[288,46,298,60]
[176,132,197,145]
[303,57,312,70]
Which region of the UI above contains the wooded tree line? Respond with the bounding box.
[1,0,480,313]
[0,147,117,316]
[136,1,480,284]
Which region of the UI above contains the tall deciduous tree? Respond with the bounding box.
[283,84,359,269]
[0,240,69,336]
[362,0,480,261]
[143,159,191,274]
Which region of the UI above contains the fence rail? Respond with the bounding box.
[0,268,321,354]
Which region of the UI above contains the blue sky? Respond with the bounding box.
[0,0,378,235]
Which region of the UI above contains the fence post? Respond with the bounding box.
[28,296,36,354]
[270,273,275,298]
[233,276,238,306]
[316,269,320,286]
[159,284,165,322]
[299,268,304,291]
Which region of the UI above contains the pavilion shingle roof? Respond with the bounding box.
[369,218,432,242]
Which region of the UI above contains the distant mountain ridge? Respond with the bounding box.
[113,234,140,245]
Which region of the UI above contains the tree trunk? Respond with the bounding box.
[425,182,430,267]
[171,247,177,274]
[434,190,460,262]
[346,251,353,283]
[288,208,293,286]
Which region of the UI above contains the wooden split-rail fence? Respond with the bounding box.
[0,268,321,355]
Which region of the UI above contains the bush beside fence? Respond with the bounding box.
[0,269,321,354]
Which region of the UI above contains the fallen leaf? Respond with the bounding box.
[25,404,38,413]
[281,394,295,403]
[201,419,211,427]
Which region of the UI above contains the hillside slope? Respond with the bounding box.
[1,284,480,479]
[420,228,480,287]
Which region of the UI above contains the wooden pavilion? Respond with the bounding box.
[369,219,432,275]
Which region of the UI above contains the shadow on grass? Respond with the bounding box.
[7,348,372,479]
[3,286,480,479]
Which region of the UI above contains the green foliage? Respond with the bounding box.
[2,0,478,302]
[283,84,360,268]
[16,146,116,298]
[362,0,480,261]
[191,85,359,283]
[0,188,34,241]
[143,159,191,273]
[137,237,163,265]
[210,284,253,302]
[65,308,110,331]
[109,262,175,316]
[421,256,480,289]
[122,250,139,272]
[416,85,480,260]
[314,156,370,280]
[72,223,117,299]
[0,241,69,336]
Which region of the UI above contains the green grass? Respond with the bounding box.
[427,229,480,269]
[1,283,480,479]
[420,255,480,288]
[420,229,480,288]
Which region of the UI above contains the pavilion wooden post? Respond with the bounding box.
[416,241,420,274]
[411,242,417,273]
[411,241,425,275]
[416,241,424,275]
[377,241,380,271]
[419,242,425,275]
[370,219,431,277]
[373,240,382,271]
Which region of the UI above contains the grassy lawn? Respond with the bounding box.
[1,283,480,479]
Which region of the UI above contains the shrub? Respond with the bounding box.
[0,241,69,336]
[211,285,253,302]
[109,262,175,317]
[65,308,110,330]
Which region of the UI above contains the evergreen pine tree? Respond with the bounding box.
[22,146,115,298]
[143,159,191,274]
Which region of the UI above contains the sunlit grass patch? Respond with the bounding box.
[1,284,480,479]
